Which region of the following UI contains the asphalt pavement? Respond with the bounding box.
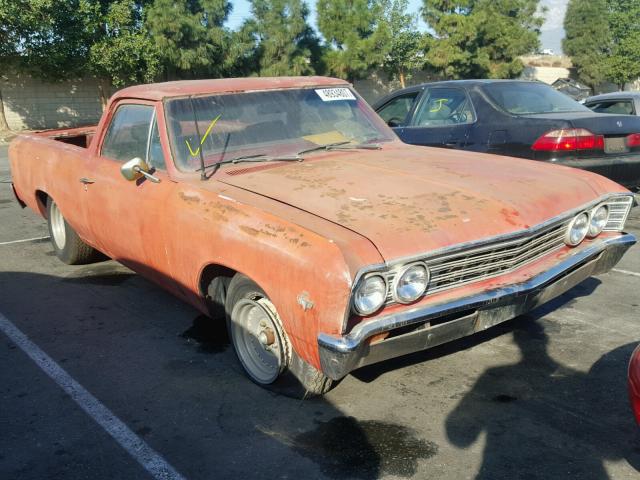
[1,142,640,479]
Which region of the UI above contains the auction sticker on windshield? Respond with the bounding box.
[315,88,356,101]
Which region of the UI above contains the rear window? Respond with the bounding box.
[586,100,635,115]
[482,82,589,115]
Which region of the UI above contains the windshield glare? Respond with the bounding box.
[482,82,590,115]
[165,87,394,171]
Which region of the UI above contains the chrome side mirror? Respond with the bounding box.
[121,157,160,183]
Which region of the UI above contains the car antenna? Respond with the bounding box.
[189,97,207,181]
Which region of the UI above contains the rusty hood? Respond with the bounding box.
[217,144,620,261]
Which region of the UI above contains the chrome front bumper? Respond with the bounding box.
[318,234,636,380]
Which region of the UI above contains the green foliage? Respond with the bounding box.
[87,0,160,88]
[0,0,93,80]
[245,0,320,76]
[605,0,640,88]
[317,0,390,81]
[423,0,543,79]
[380,0,426,87]
[145,0,233,79]
[563,0,610,90]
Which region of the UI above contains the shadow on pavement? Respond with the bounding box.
[445,320,640,479]
[0,267,437,480]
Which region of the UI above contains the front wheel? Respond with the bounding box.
[47,197,101,265]
[224,274,334,398]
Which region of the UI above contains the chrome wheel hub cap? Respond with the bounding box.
[231,298,286,384]
[50,202,66,250]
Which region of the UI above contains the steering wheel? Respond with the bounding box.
[449,112,468,124]
[386,117,404,128]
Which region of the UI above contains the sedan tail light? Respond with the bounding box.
[626,133,640,148]
[532,128,605,152]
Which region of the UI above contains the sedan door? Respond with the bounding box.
[398,87,475,149]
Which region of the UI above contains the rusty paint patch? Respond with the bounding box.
[179,192,200,204]
[240,226,260,236]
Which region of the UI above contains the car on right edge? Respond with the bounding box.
[374,80,640,189]
[583,91,640,118]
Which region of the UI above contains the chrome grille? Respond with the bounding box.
[604,195,634,231]
[385,221,568,302]
[374,194,634,306]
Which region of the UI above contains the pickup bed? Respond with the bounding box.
[35,125,98,148]
[9,77,636,397]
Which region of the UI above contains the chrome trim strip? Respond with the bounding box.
[324,233,636,353]
[343,192,634,332]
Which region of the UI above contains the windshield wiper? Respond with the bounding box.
[198,153,303,174]
[297,141,382,156]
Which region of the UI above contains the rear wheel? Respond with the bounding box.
[47,197,100,265]
[224,274,334,398]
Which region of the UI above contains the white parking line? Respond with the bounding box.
[612,268,640,278]
[0,236,50,246]
[0,312,187,480]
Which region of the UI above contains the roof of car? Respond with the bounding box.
[111,77,350,102]
[584,91,640,103]
[372,79,543,107]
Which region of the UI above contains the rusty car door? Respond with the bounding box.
[84,101,176,282]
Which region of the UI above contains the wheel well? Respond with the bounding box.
[35,190,49,218]
[199,264,236,319]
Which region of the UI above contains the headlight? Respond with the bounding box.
[353,275,387,316]
[394,263,429,303]
[564,212,589,246]
[588,204,608,238]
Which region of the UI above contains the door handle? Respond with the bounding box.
[79,177,95,185]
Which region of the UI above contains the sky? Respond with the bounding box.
[227,0,568,53]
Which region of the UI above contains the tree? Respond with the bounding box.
[0,0,18,131]
[605,0,640,89]
[563,0,611,92]
[380,0,425,88]
[245,0,319,76]
[317,0,390,81]
[85,0,160,106]
[423,0,544,79]
[145,0,233,79]
[0,0,94,131]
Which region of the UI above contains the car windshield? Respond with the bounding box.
[164,87,394,171]
[482,82,590,115]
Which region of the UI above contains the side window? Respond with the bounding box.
[413,88,476,126]
[587,100,635,115]
[147,119,166,170]
[101,104,154,162]
[376,92,419,127]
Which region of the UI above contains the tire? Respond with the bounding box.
[46,197,101,265]
[224,274,334,398]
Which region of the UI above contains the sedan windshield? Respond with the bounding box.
[482,82,590,115]
[165,87,394,172]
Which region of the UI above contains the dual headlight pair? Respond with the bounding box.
[564,203,609,246]
[353,263,429,316]
[354,203,611,317]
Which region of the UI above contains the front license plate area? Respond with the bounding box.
[604,137,629,154]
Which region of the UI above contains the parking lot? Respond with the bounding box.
[1,142,640,479]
